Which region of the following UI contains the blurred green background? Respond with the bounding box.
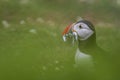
[0,0,120,80]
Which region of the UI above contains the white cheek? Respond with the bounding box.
[77,29,94,40]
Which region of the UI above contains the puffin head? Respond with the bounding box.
[72,20,96,41]
[62,20,96,44]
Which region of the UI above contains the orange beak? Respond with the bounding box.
[62,23,73,36]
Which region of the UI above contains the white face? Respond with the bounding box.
[72,22,94,40]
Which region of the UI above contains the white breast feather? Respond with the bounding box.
[75,49,94,69]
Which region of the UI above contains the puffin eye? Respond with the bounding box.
[79,25,82,28]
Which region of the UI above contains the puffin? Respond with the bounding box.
[62,19,115,80]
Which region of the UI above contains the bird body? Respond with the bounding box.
[62,19,115,80]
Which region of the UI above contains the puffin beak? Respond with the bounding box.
[62,23,73,42]
[62,23,78,44]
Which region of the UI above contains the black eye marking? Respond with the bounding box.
[79,25,82,28]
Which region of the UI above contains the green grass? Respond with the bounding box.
[0,0,120,80]
[0,21,120,80]
[0,22,76,80]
